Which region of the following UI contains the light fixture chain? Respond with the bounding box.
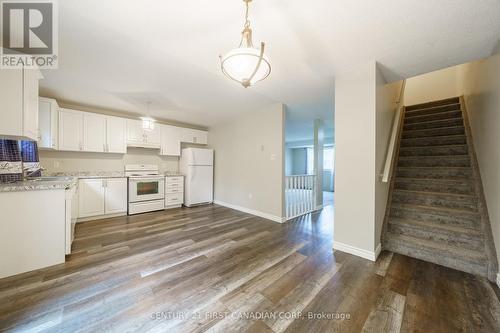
[244,0,250,28]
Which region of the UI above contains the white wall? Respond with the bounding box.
[40,147,180,174]
[334,62,400,260]
[209,104,285,220]
[460,53,500,265]
[375,70,402,248]
[334,62,378,258]
[405,66,462,106]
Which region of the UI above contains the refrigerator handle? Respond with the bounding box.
[190,165,195,183]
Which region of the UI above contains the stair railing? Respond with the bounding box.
[285,174,316,220]
[381,80,406,183]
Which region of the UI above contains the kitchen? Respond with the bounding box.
[0,67,214,279]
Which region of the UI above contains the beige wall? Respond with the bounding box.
[334,62,377,256]
[460,53,500,265]
[209,103,285,219]
[405,66,462,106]
[375,69,402,248]
[39,147,180,174]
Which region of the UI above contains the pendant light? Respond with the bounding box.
[220,0,271,88]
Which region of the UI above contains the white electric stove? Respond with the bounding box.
[125,164,165,215]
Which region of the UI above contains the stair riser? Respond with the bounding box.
[402,127,465,139]
[400,135,467,147]
[395,168,472,179]
[392,192,477,211]
[390,206,479,228]
[403,118,463,131]
[398,156,470,167]
[388,224,484,252]
[383,239,488,277]
[399,145,468,157]
[405,111,462,124]
[394,181,474,195]
[406,99,460,112]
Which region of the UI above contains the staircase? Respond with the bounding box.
[383,96,497,279]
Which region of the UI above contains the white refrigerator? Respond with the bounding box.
[180,148,214,207]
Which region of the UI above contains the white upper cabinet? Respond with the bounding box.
[126,119,161,148]
[160,124,181,156]
[0,67,42,140]
[59,108,84,151]
[126,119,144,145]
[38,97,59,149]
[59,109,127,154]
[181,128,208,145]
[106,116,127,153]
[83,112,106,152]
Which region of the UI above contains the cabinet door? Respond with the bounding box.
[106,116,127,153]
[59,109,83,151]
[78,179,105,218]
[160,125,181,156]
[83,113,106,152]
[0,69,23,138]
[180,128,195,143]
[22,68,40,140]
[127,119,144,145]
[193,129,208,145]
[38,98,58,149]
[104,178,128,214]
[145,126,161,146]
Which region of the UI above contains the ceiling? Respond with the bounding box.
[40,0,500,134]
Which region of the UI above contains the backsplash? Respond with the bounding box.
[39,147,180,174]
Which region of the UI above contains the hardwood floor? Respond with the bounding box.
[0,204,499,332]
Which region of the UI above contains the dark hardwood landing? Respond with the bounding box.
[0,205,499,332]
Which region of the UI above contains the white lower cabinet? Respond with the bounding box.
[104,178,128,214]
[165,176,184,208]
[78,178,127,218]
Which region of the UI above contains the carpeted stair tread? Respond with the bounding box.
[403,118,463,131]
[400,134,467,147]
[404,110,462,124]
[395,167,473,180]
[399,144,468,156]
[398,155,470,167]
[390,202,479,215]
[392,189,477,211]
[394,177,474,194]
[405,97,460,111]
[388,219,484,251]
[402,126,465,139]
[406,103,461,116]
[388,217,482,235]
[384,233,488,277]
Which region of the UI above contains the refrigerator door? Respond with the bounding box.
[186,148,213,166]
[185,165,213,206]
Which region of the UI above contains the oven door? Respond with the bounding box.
[128,177,165,202]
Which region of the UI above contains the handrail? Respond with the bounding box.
[381,80,406,183]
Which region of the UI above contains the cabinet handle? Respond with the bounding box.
[79,142,83,151]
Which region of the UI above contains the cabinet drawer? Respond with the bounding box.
[166,182,183,190]
[166,186,183,194]
[166,176,183,184]
[166,193,183,205]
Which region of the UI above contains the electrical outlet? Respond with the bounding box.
[270,154,276,161]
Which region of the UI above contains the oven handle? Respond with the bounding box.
[129,178,165,183]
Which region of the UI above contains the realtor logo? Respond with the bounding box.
[1,0,58,68]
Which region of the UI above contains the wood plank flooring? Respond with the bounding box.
[0,204,499,332]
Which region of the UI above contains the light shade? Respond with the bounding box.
[220,46,271,87]
[141,117,155,131]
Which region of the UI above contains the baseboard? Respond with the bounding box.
[333,241,380,262]
[497,273,500,289]
[213,200,285,223]
[77,212,127,223]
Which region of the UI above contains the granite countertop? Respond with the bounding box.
[48,171,127,179]
[0,177,78,193]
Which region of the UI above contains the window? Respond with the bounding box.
[305,146,335,175]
